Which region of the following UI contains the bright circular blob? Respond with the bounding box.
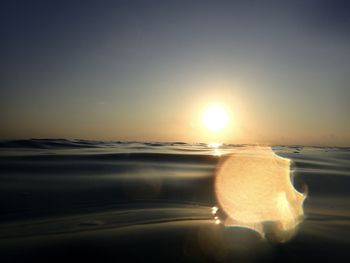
[214,146,306,242]
[203,105,229,132]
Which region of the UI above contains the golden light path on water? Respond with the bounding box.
[213,146,306,242]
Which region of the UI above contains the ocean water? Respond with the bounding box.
[0,139,349,262]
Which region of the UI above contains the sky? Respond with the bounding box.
[1,0,349,146]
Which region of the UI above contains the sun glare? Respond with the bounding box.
[203,105,229,132]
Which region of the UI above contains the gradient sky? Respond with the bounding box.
[1,0,349,146]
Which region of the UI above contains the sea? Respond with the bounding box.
[0,139,349,262]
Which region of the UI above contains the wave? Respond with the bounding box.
[0,203,212,239]
[0,139,192,149]
[0,152,219,164]
[1,139,349,150]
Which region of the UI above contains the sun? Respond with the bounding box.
[203,105,229,132]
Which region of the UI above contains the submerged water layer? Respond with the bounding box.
[215,147,306,242]
[0,140,349,262]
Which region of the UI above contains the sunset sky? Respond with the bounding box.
[1,0,349,146]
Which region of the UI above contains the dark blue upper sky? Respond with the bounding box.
[1,0,349,145]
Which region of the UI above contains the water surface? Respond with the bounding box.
[0,140,349,262]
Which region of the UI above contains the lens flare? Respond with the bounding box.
[214,146,306,242]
